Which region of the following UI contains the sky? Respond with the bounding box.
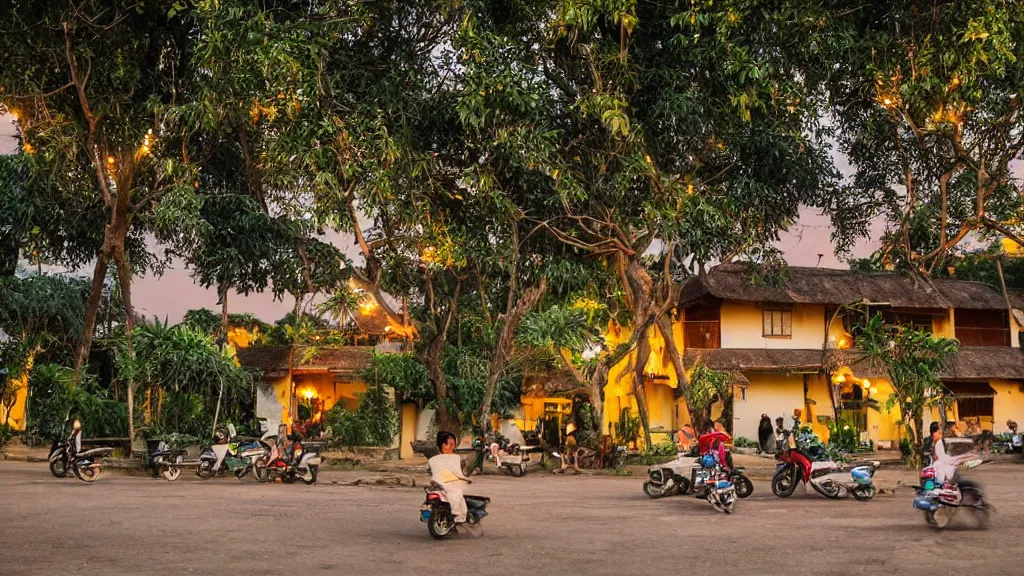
[1,113,882,324]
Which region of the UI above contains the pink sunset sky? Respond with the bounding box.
[1,115,883,324]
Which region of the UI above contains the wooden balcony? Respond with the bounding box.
[954,327,1010,347]
[683,321,721,349]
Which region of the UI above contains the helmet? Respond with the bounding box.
[700,454,716,469]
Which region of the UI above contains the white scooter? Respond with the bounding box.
[643,454,692,498]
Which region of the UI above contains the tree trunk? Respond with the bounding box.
[632,328,654,449]
[422,330,458,434]
[477,279,547,430]
[622,258,658,449]
[72,250,111,383]
[112,244,136,450]
[218,281,230,345]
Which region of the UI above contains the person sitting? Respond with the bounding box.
[965,418,982,437]
[675,424,697,454]
[697,424,730,470]
[427,431,471,524]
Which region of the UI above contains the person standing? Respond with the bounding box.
[556,422,582,474]
[757,414,773,454]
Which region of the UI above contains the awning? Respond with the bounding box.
[943,382,998,399]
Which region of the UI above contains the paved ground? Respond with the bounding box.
[0,460,1019,576]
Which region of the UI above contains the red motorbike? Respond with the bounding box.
[773,445,814,497]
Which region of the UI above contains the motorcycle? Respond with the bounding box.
[196,425,266,480]
[912,461,991,529]
[419,481,490,539]
[47,424,113,483]
[144,439,189,481]
[772,444,878,501]
[253,434,322,485]
[643,455,692,498]
[700,457,737,514]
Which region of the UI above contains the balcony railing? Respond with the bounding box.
[954,327,1010,347]
[683,321,721,349]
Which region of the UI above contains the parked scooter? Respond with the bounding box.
[144,439,189,481]
[645,453,752,499]
[772,440,878,500]
[253,433,322,485]
[912,460,991,529]
[643,455,692,498]
[419,481,490,539]
[196,425,266,480]
[47,418,113,483]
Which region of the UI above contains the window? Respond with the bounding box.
[762,308,792,337]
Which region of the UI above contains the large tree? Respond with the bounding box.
[454,0,839,445]
[822,2,1024,272]
[0,1,196,444]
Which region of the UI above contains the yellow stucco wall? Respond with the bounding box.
[1,372,29,431]
[733,373,805,442]
[400,402,418,459]
[991,379,1024,429]
[864,379,901,446]
[720,302,826,350]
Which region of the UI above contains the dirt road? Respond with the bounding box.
[1,461,1019,576]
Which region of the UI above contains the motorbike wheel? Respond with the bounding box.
[196,460,215,480]
[811,479,842,500]
[300,466,318,485]
[722,493,736,514]
[970,506,991,530]
[733,475,754,499]
[706,493,724,513]
[160,455,184,481]
[852,485,877,502]
[927,506,954,529]
[643,481,665,498]
[73,464,101,483]
[675,477,692,495]
[509,464,525,478]
[253,460,270,483]
[427,506,455,540]
[49,457,68,478]
[771,468,798,498]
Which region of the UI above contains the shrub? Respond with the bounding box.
[323,383,398,449]
[0,423,14,449]
[736,436,762,448]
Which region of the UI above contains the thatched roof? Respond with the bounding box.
[943,347,1024,380]
[825,346,1024,381]
[236,345,374,379]
[684,348,823,372]
[521,370,588,398]
[236,346,292,377]
[349,277,408,336]
[678,263,1023,311]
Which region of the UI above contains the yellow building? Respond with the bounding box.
[668,263,1024,449]
[237,344,423,459]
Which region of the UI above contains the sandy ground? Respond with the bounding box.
[0,460,1020,576]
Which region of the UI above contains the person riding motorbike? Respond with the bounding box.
[929,421,978,490]
[428,431,471,524]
